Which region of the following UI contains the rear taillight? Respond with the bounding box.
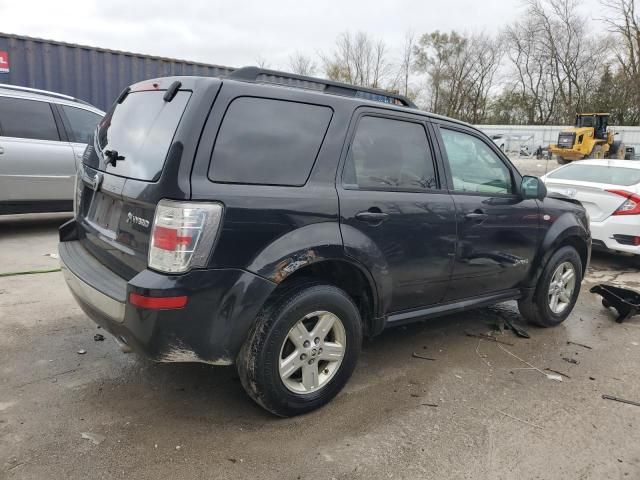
[606,190,640,216]
[148,200,223,273]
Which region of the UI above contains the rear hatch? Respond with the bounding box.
[543,163,640,221]
[75,77,220,280]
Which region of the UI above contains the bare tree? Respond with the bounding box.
[527,0,610,121]
[288,51,316,76]
[504,14,558,123]
[414,31,467,115]
[398,31,416,97]
[413,31,501,123]
[255,55,270,69]
[463,34,503,123]
[321,32,392,88]
[600,0,640,124]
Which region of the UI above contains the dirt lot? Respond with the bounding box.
[2,165,640,479]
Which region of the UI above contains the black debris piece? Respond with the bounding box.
[412,352,436,361]
[602,394,640,407]
[590,284,640,323]
[504,317,530,338]
[562,357,579,365]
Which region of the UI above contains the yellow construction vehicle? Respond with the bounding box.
[549,113,626,164]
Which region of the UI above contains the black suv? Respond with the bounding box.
[59,68,591,416]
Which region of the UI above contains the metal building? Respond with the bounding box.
[0,32,235,111]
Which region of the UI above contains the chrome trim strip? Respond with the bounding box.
[61,263,125,323]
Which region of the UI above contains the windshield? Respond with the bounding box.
[94,90,191,181]
[576,116,594,127]
[548,163,640,186]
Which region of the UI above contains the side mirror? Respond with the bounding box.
[521,175,547,201]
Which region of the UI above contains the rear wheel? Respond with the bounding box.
[237,281,362,417]
[518,246,583,327]
[556,156,568,165]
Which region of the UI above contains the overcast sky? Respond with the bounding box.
[1,0,605,70]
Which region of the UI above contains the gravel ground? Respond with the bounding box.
[511,155,560,178]
[1,203,639,479]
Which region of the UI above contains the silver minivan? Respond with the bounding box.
[0,85,104,215]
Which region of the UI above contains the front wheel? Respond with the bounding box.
[518,246,583,327]
[557,156,568,165]
[589,144,605,159]
[237,281,362,417]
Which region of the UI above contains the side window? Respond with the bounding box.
[209,97,333,186]
[343,116,437,191]
[61,106,102,144]
[440,128,514,194]
[0,97,60,141]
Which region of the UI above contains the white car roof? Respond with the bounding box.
[566,159,640,169]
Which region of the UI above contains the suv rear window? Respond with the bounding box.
[95,90,191,181]
[209,97,332,186]
[547,163,640,186]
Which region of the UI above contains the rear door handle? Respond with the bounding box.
[465,211,488,221]
[355,210,390,224]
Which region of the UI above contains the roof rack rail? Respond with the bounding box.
[0,83,92,106]
[228,66,417,109]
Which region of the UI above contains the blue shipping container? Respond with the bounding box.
[0,32,235,111]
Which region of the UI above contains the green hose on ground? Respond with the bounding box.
[0,268,62,278]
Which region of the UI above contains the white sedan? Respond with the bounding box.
[541,159,640,256]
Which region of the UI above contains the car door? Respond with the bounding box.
[56,103,103,169]
[338,111,457,313]
[0,95,76,203]
[433,123,541,301]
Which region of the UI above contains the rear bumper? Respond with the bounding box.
[59,240,276,364]
[591,217,640,255]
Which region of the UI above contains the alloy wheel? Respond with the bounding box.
[278,311,347,394]
[548,261,576,314]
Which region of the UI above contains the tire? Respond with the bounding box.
[589,144,604,159]
[609,141,625,160]
[557,156,568,165]
[237,281,362,417]
[602,298,611,309]
[518,246,583,327]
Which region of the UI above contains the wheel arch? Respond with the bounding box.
[245,222,386,335]
[271,258,381,337]
[525,212,590,288]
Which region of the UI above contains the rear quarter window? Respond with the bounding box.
[209,97,333,186]
[61,105,102,144]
